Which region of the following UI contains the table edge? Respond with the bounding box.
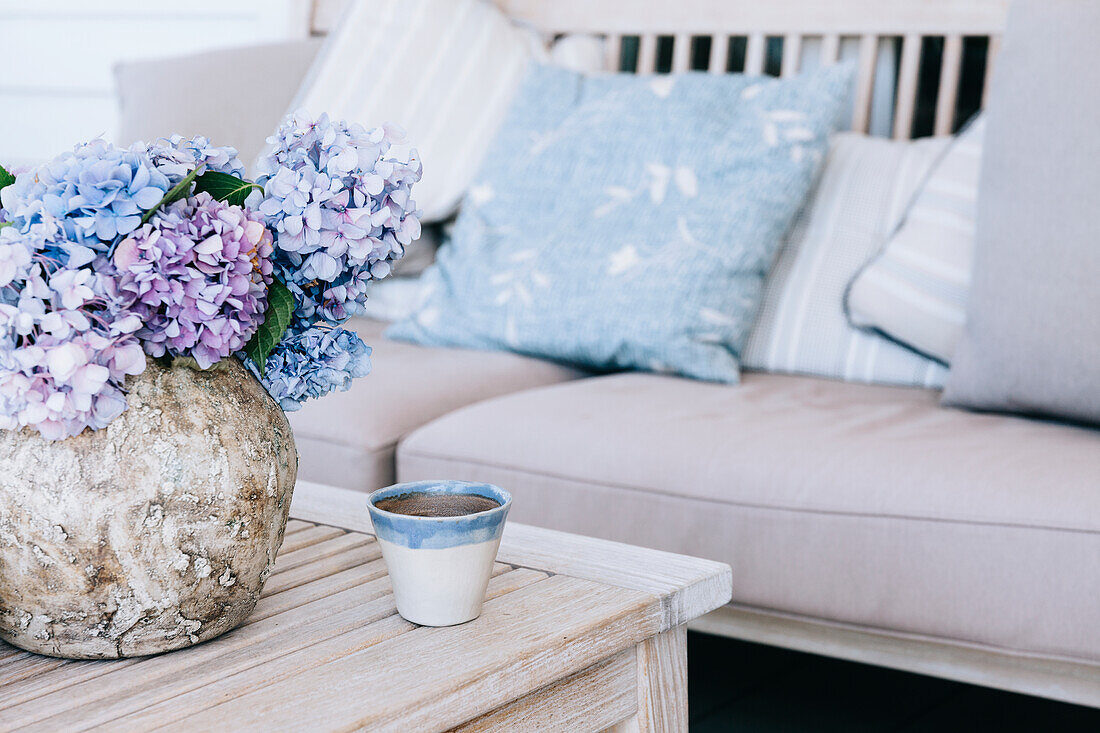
[291,480,732,630]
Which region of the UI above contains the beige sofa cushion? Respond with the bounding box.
[397,372,1100,662]
[289,319,581,492]
[115,40,323,170]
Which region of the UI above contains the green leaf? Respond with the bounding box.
[193,171,262,207]
[0,222,11,231]
[0,162,14,193]
[140,165,201,225]
[244,278,295,377]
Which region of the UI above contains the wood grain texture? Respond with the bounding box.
[692,604,1100,709]
[635,627,689,731]
[5,538,453,729]
[0,501,714,731]
[262,540,382,596]
[268,530,372,574]
[96,569,543,732]
[173,576,662,731]
[15,558,514,729]
[276,523,344,554]
[290,481,732,631]
[0,656,138,709]
[282,518,314,536]
[247,557,390,622]
[7,572,406,729]
[610,627,689,732]
[0,654,68,688]
[450,649,638,732]
[5,487,719,731]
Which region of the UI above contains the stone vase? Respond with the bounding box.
[0,357,297,659]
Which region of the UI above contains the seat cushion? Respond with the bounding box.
[397,372,1100,662]
[288,319,581,492]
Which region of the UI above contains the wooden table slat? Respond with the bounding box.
[248,558,389,624]
[262,541,382,596]
[282,518,315,536]
[276,524,344,555]
[0,553,403,715]
[175,575,662,732]
[13,564,521,731]
[0,656,143,709]
[0,654,69,688]
[450,647,638,732]
[1,560,406,728]
[101,569,550,732]
[268,532,372,575]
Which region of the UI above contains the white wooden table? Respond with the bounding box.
[0,481,731,731]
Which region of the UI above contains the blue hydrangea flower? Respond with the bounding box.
[255,112,422,324]
[140,135,245,184]
[246,325,371,411]
[0,140,172,245]
[0,223,146,440]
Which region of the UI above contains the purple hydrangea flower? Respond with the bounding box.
[111,192,273,369]
[140,135,245,184]
[246,325,371,412]
[0,140,172,245]
[255,112,422,324]
[0,223,146,440]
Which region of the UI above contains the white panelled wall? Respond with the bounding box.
[0,0,311,168]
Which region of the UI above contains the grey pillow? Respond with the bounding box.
[114,39,323,172]
[941,0,1100,424]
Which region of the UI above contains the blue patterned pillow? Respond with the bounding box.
[389,63,852,382]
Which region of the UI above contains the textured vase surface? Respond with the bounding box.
[0,357,297,658]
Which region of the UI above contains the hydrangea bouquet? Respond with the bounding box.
[0,113,421,440]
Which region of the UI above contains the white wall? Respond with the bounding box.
[0,0,311,168]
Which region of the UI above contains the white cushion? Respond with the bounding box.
[742,132,949,388]
[115,39,323,170]
[847,117,984,363]
[291,0,538,222]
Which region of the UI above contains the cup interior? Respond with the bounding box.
[368,480,511,521]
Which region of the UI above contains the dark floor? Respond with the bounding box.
[687,632,1100,731]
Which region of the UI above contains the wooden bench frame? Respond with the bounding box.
[312,0,1008,139]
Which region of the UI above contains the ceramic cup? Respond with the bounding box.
[367,480,512,626]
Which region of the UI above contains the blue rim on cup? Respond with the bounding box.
[366,480,512,549]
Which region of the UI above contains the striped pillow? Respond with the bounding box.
[290,0,537,222]
[743,132,950,388]
[846,117,984,363]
